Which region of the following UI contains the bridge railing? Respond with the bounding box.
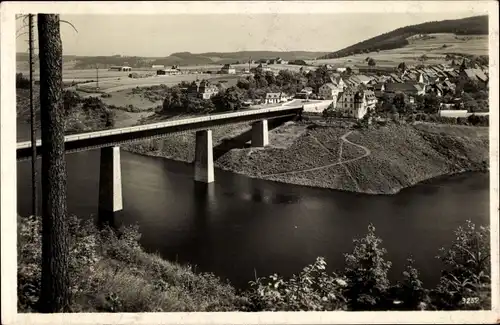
[17,106,303,149]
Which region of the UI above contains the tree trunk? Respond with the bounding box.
[29,14,38,217]
[37,14,71,313]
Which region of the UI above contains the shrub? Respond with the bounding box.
[431,220,490,310]
[392,258,430,310]
[344,224,392,310]
[16,73,31,89]
[17,215,101,311]
[247,257,348,311]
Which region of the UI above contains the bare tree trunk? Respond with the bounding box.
[37,14,71,313]
[28,14,38,217]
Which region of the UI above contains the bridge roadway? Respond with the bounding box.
[16,105,303,161]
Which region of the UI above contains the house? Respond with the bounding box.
[336,88,378,119]
[446,70,459,79]
[461,68,488,87]
[151,64,165,69]
[318,83,342,100]
[372,83,386,98]
[188,80,219,99]
[384,82,426,97]
[355,74,373,85]
[442,80,456,94]
[389,73,402,83]
[426,83,444,97]
[265,92,288,105]
[295,87,313,99]
[221,64,236,74]
[109,66,132,72]
[330,76,345,90]
[251,63,272,73]
[302,87,314,95]
[157,68,180,76]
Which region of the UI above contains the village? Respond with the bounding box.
[142,56,489,122]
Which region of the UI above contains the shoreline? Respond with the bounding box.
[121,147,489,196]
[121,121,489,195]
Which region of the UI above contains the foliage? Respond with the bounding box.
[247,257,348,311]
[19,214,490,312]
[467,114,489,126]
[431,220,490,310]
[368,58,376,67]
[392,258,430,310]
[211,87,245,112]
[18,215,101,311]
[414,94,441,114]
[343,224,392,310]
[16,73,31,89]
[18,215,246,313]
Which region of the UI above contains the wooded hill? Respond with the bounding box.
[318,15,488,60]
[16,51,328,69]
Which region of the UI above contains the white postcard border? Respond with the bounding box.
[1,1,499,324]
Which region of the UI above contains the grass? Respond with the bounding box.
[18,215,248,312]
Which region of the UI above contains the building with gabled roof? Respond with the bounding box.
[336,88,378,119]
[265,92,289,104]
[221,64,236,74]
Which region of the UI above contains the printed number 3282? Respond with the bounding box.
[462,297,480,304]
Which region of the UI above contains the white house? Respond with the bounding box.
[336,88,377,119]
[265,92,288,105]
[221,64,236,74]
[109,66,132,72]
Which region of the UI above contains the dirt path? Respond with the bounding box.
[261,130,371,177]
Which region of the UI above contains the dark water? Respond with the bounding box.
[16,123,490,289]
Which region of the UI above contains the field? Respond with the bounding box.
[50,72,242,93]
[312,33,488,67]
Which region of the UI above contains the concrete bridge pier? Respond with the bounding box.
[99,146,123,213]
[251,120,269,147]
[194,130,214,183]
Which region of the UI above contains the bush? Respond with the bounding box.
[344,224,392,310]
[247,257,348,311]
[431,220,490,310]
[392,258,430,310]
[18,215,245,313]
[18,215,101,311]
[16,73,31,89]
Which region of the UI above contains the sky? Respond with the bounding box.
[16,12,482,57]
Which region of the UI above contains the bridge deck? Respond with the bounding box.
[17,106,302,160]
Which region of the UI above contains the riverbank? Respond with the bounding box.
[123,120,489,195]
[18,214,491,312]
[18,215,248,312]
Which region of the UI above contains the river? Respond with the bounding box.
[16,124,490,289]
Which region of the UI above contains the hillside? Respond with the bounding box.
[16,51,327,70]
[124,121,489,195]
[318,15,488,60]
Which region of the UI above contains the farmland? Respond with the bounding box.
[312,33,488,68]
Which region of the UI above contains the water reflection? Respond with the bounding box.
[16,148,490,289]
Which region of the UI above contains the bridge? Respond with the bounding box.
[17,106,303,215]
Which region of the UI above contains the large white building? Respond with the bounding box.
[336,88,377,119]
